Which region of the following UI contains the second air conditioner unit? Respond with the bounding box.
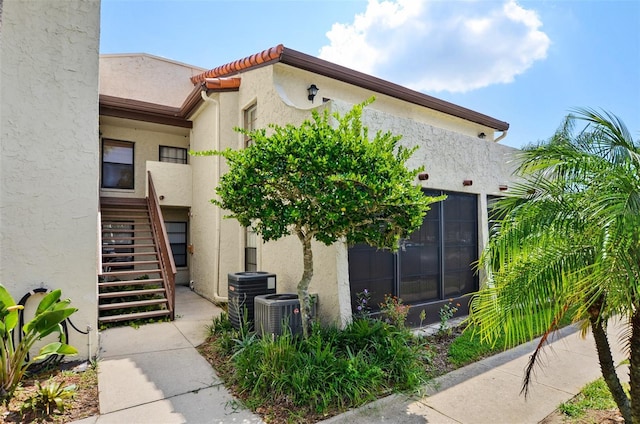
[254,293,318,337]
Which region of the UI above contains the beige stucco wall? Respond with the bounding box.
[109,52,517,327]
[188,91,245,301]
[99,116,190,199]
[0,0,101,359]
[99,54,204,107]
[272,63,500,141]
[214,65,519,327]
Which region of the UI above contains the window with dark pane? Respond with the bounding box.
[165,221,187,267]
[159,146,188,164]
[102,139,134,189]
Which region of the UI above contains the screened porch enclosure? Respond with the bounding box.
[348,191,479,325]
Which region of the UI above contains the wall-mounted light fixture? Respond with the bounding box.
[498,184,508,191]
[418,172,429,181]
[307,84,319,103]
[478,132,486,139]
[463,180,473,186]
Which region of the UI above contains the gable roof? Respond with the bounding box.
[192,44,509,132]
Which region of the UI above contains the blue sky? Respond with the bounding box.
[100,0,639,149]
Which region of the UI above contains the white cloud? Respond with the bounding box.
[318,0,550,93]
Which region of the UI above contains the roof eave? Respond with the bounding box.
[279,47,509,132]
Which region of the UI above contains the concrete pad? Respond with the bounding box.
[422,366,571,424]
[99,322,192,357]
[95,386,263,424]
[319,394,459,423]
[98,347,220,413]
[173,319,214,347]
[69,415,99,424]
[490,342,602,395]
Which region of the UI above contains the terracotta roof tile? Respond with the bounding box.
[191,44,284,84]
[204,77,241,90]
[191,44,509,131]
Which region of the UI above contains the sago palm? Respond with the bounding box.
[468,108,640,423]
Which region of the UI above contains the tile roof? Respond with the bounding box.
[191,45,284,84]
[204,77,242,90]
[191,44,509,132]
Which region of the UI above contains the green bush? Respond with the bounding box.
[229,318,427,415]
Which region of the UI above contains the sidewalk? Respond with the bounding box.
[73,285,263,424]
[322,320,627,424]
[74,286,627,423]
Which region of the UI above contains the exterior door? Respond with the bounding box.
[348,190,478,325]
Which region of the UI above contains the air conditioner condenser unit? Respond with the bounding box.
[254,293,318,337]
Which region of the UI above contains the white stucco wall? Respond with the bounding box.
[0,0,101,359]
[99,54,204,107]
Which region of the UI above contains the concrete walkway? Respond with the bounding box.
[73,285,263,424]
[74,286,628,424]
[321,320,627,424]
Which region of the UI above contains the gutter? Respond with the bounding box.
[199,90,227,303]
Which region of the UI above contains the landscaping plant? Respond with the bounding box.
[194,98,443,337]
[468,109,640,423]
[20,379,76,416]
[437,302,459,337]
[221,317,428,419]
[0,285,78,403]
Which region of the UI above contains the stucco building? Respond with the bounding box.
[1,0,517,360]
[98,44,517,327]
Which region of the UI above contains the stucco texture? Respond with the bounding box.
[1,0,101,359]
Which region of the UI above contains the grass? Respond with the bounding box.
[558,378,619,419]
[448,305,578,368]
[447,326,506,367]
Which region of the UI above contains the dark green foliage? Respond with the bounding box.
[201,99,435,248]
[219,318,427,415]
[193,99,443,337]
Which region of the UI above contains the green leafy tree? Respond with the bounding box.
[196,99,441,337]
[0,286,78,403]
[468,109,639,423]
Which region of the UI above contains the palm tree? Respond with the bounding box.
[468,108,639,423]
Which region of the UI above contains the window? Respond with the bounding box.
[102,139,134,189]
[165,222,187,267]
[243,104,258,271]
[245,227,257,272]
[159,146,188,164]
[487,195,505,236]
[244,104,257,147]
[102,222,134,270]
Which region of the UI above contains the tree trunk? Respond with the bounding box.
[590,316,631,423]
[631,310,640,424]
[296,229,314,338]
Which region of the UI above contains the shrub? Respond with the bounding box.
[0,286,78,403]
[229,318,427,416]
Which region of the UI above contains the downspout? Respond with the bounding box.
[200,90,227,302]
[494,130,508,143]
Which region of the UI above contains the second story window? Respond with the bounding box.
[159,146,188,164]
[244,104,257,148]
[102,139,134,189]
